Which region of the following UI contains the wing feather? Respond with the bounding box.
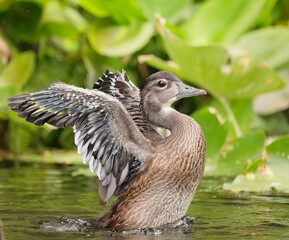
[95,70,163,142]
[8,82,152,203]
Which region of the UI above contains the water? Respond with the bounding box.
[0,163,288,240]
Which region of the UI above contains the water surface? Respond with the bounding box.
[0,163,288,240]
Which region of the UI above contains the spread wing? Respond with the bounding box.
[8,82,152,203]
[94,70,163,142]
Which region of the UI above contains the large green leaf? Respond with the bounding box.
[137,0,191,20]
[253,68,289,116]
[267,136,289,179]
[138,54,184,78]
[42,1,88,38]
[104,0,146,24]
[192,107,265,177]
[235,27,289,69]
[224,136,289,193]
[0,85,17,107]
[0,51,35,89]
[79,0,146,24]
[88,20,154,57]
[78,0,110,18]
[181,0,276,44]
[210,99,255,133]
[18,0,49,6]
[159,27,285,99]
[208,131,266,176]
[223,173,289,193]
[193,107,229,163]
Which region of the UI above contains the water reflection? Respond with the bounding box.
[0,219,6,240]
[0,164,288,240]
[37,216,196,240]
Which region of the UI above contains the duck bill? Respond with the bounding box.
[176,82,206,99]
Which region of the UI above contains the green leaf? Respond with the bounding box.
[254,0,278,26]
[209,131,266,176]
[241,158,267,174]
[138,54,184,78]
[0,85,17,107]
[229,100,254,132]
[224,137,289,193]
[210,99,255,133]
[193,107,229,163]
[235,27,289,69]
[0,51,35,89]
[88,20,154,57]
[51,37,79,53]
[78,0,110,17]
[79,0,146,24]
[42,1,88,38]
[267,136,289,178]
[137,0,191,20]
[253,68,289,115]
[181,0,276,44]
[159,27,285,99]
[106,0,146,24]
[18,0,49,6]
[223,173,289,193]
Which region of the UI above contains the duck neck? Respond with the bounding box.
[148,107,195,134]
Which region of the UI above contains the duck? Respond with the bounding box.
[8,70,206,230]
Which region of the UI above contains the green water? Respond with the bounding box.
[0,163,288,240]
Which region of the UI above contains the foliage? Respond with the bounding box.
[0,0,288,193]
[224,137,289,193]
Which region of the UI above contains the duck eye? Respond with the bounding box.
[158,80,167,88]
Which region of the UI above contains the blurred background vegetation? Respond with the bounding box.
[0,0,289,193]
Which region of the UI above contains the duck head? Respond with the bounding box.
[140,71,206,129]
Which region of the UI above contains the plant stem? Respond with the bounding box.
[219,97,242,138]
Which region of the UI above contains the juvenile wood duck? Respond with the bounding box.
[8,70,206,230]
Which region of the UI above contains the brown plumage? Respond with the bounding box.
[7,70,206,230]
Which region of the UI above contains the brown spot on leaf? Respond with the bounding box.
[245,172,255,180]
[258,164,274,177]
